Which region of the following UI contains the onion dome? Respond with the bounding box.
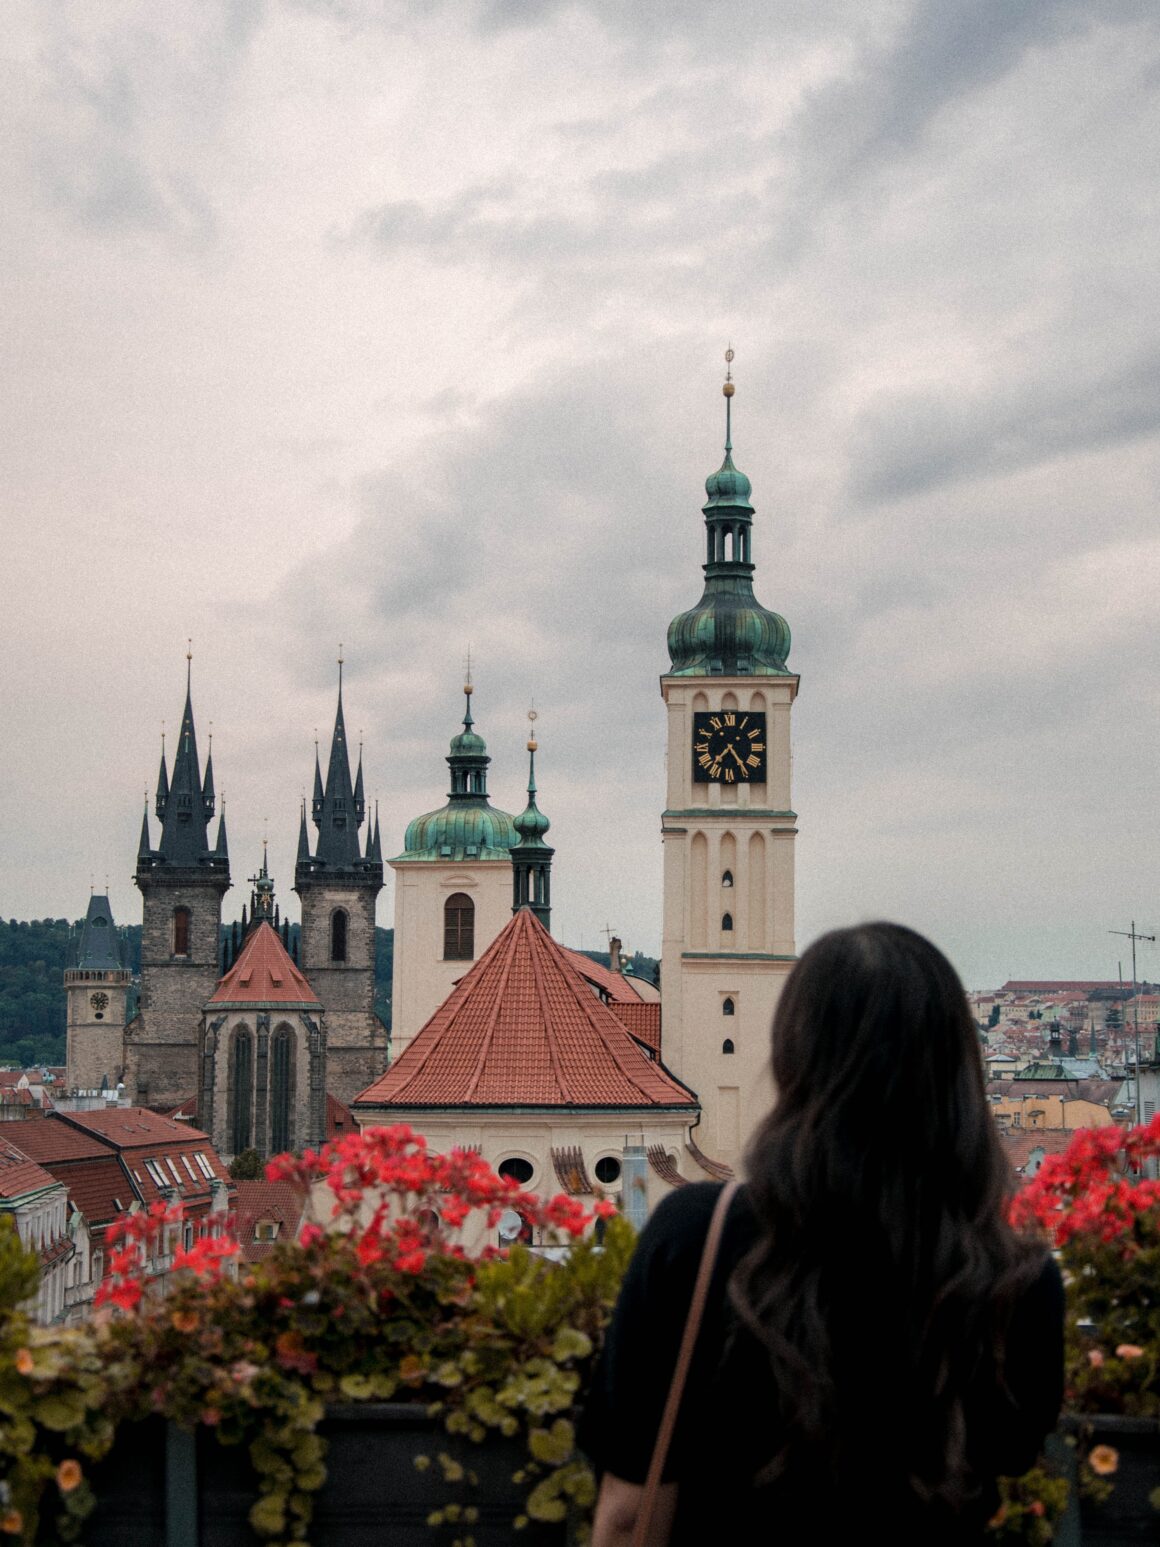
[666,353,792,677]
[397,683,518,862]
[511,714,554,931]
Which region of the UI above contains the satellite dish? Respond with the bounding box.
[497,1209,523,1242]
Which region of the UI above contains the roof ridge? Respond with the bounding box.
[460,913,523,1103]
[527,913,573,1104]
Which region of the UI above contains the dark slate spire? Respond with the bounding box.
[76,894,125,971]
[511,713,554,932]
[138,802,152,862]
[311,658,363,866]
[311,743,324,823]
[371,805,382,863]
[666,350,791,678]
[155,735,169,820]
[354,743,366,826]
[297,800,310,864]
[155,656,216,865]
[202,739,216,811]
[214,801,229,860]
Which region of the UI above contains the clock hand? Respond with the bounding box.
[725,743,746,769]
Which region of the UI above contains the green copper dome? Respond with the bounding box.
[395,686,518,862]
[666,378,791,678]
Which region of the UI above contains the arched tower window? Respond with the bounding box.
[229,1030,253,1153]
[270,1027,293,1156]
[722,912,733,932]
[722,998,735,1016]
[173,907,191,956]
[444,893,475,961]
[722,1039,735,1055]
[721,870,733,888]
[330,909,348,963]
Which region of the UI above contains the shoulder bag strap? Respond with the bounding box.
[631,1178,741,1547]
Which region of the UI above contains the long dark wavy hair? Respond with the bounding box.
[730,922,1042,1513]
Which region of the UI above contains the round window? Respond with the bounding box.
[498,1157,534,1185]
[594,1156,621,1185]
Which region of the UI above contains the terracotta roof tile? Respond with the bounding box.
[354,910,696,1111]
[232,1180,308,1264]
[609,1002,661,1055]
[54,1157,135,1229]
[563,950,643,1004]
[0,1137,62,1201]
[5,1116,109,1163]
[326,1093,355,1141]
[55,1107,214,1150]
[208,922,320,1008]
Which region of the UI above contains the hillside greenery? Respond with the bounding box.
[0,920,652,1070]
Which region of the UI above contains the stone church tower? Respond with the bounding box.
[294,665,387,1102]
[660,359,799,1168]
[126,664,230,1108]
[65,893,131,1093]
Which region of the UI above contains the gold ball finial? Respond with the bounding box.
[464,681,473,696]
[723,381,735,397]
[723,344,735,396]
[527,706,538,752]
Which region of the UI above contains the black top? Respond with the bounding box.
[579,1183,1064,1546]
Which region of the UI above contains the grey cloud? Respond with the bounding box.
[851,347,1160,504]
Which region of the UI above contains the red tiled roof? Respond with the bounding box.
[609,1001,661,1055]
[232,1180,308,1264]
[1000,1129,1075,1177]
[354,909,697,1111]
[208,922,320,1007]
[54,1157,135,1229]
[562,950,644,1004]
[0,1137,62,1201]
[6,1115,109,1164]
[326,1093,355,1141]
[55,1107,214,1150]
[167,1097,199,1121]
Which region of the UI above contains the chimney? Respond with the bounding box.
[609,936,622,974]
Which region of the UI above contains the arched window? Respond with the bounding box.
[229,1030,253,1153]
[721,870,733,888]
[722,1038,735,1054]
[722,998,735,1016]
[722,912,733,932]
[173,907,191,956]
[270,1027,293,1156]
[444,893,475,961]
[330,909,348,963]
[498,1157,534,1185]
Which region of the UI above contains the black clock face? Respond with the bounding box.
[692,711,767,783]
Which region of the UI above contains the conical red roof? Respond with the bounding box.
[208,922,320,1008]
[354,909,695,1110]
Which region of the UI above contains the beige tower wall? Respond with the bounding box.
[297,884,387,1104]
[660,676,799,1168]
[65,968,129,1093]
[389,860,514,1056]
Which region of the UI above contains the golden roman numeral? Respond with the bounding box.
[739,716,749,728]
[694,741,709,753]
[751,742,765,752]
[698,754,711,767]
[724,768,735,782]
[747,728,760,740]
[723,713,736,726]
[746,754,760,768]
[709,715,722,730]
[709,762,722,778]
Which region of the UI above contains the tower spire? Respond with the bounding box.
[151,650,221,865]
[665,348,791,678]
[511,710,554,931]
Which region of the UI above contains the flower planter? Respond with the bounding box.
[83,1403,569,1547]
[1050,1416,1160,1547]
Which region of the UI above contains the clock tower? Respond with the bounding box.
[660,355,798,1168]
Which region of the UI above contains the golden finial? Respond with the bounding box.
[527,706,538,753]
[723,345,735,399]
[464,645,473,697]
[208,720,213,754]
[186,638,193,662]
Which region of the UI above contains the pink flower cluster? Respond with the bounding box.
[1010,1113,1160,1248]
[267,1124,617,1277]
[95,1126,618,1312]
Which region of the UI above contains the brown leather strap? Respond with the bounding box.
[631,1179,740,1547]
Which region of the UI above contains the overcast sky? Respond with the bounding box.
[4,0,1159,989]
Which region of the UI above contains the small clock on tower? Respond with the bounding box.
[692,711,767,784]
